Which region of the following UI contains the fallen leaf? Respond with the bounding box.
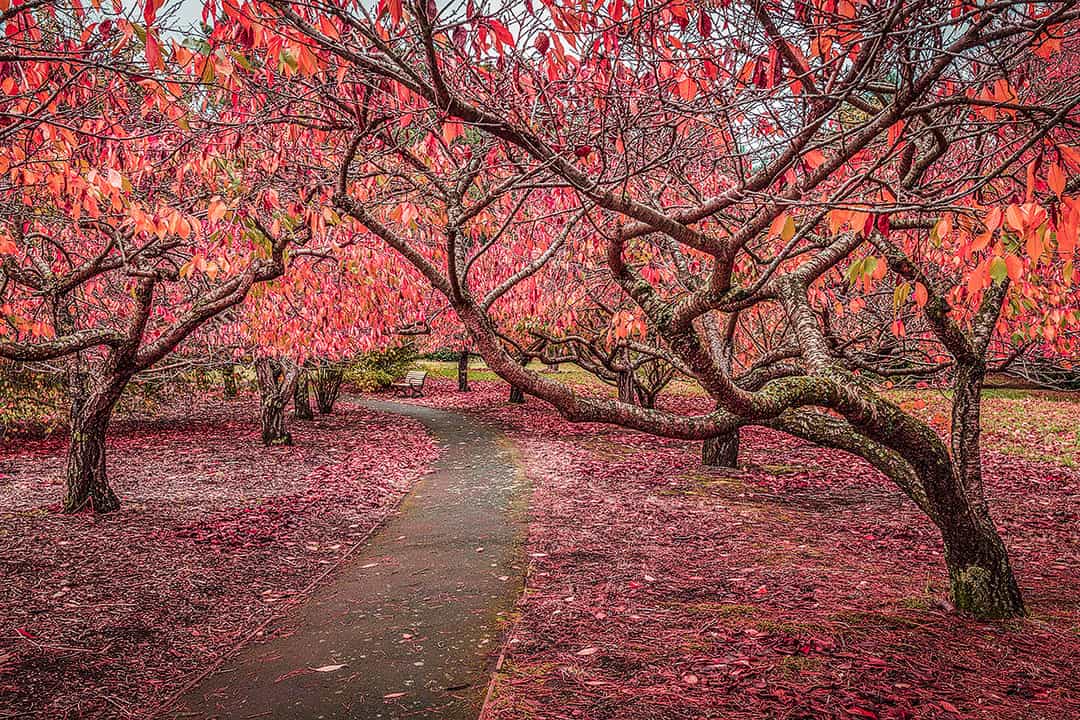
[310,664,347,672]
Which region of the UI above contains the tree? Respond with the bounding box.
[214,0,1080,618]
[0,1,313,510]
[293,368,314,419]
[255,356,299,445]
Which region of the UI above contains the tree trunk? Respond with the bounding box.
[702,431,739,468]
[313,365,343,414]
[941,517,1024,618]
[616,370,637,404]
[256,358,294,446]
[261,394,292,445]
[458,350,470,392]
[294,374,313,419]
[938,362,1024,618]
[508,355,529,403]
[222,364,238,398]
[63,374,124,513]
[64,416,120,513]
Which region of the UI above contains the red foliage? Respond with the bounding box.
[0,398,438,719]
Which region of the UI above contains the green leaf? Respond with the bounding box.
[845,258,863,284]
[893,282,911,310]
[989,256,1008,283]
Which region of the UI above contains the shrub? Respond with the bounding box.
[344,344,418,392]
[421,347,461,362]
[0,361,65,439]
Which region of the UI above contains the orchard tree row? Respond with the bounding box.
[2,0,1079,619]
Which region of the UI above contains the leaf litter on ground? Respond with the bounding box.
[402,376,1080,720]
[0,395,438,719]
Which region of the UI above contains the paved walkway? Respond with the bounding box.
[173,399,528,719]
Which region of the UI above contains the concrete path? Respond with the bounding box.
[173,399,528,719]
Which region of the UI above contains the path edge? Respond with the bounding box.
[150,401,440,719]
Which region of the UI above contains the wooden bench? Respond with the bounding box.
[391,370,428,397]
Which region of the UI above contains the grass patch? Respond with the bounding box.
[756,619,825,635]
[777,655,825,677]
[758,463,812,475]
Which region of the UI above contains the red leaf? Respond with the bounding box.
[697,11,712,38]
[1048,162,1066,198]
[143,0,162,25]
[862,213,875,238]
[875,214,890,238]
[490,20,514,48]
[844,708,878,720]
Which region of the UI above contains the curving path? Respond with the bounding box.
[173,399,528,720]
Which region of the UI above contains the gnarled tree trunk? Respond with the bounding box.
[256,358,297,446]
[509,355,529,403]
[457,350,470,392]
[938,363,1024,617]
[63,371,124,513]
[313,365,343,414]
[616,370,636,404]
[635,385,658,409]
[294,373,313,420]
[702,431,739,468]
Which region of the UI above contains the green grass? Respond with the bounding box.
[418,360,621,389]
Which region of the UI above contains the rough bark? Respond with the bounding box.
[256,358,295,446]
[260,395,291,446]
[294,374,313,420]
[941,516,1024,618]
[457,350,470,392]
[636,385,658,409]
[509,354,530,403]
[702,431,739,468]
[62,374,124,513]
[939,363,1025,617]
[313,365,343,414]
[616,370,637,404]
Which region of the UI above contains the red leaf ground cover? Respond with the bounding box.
[406,377,1080,720]
[0,398,438,719]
